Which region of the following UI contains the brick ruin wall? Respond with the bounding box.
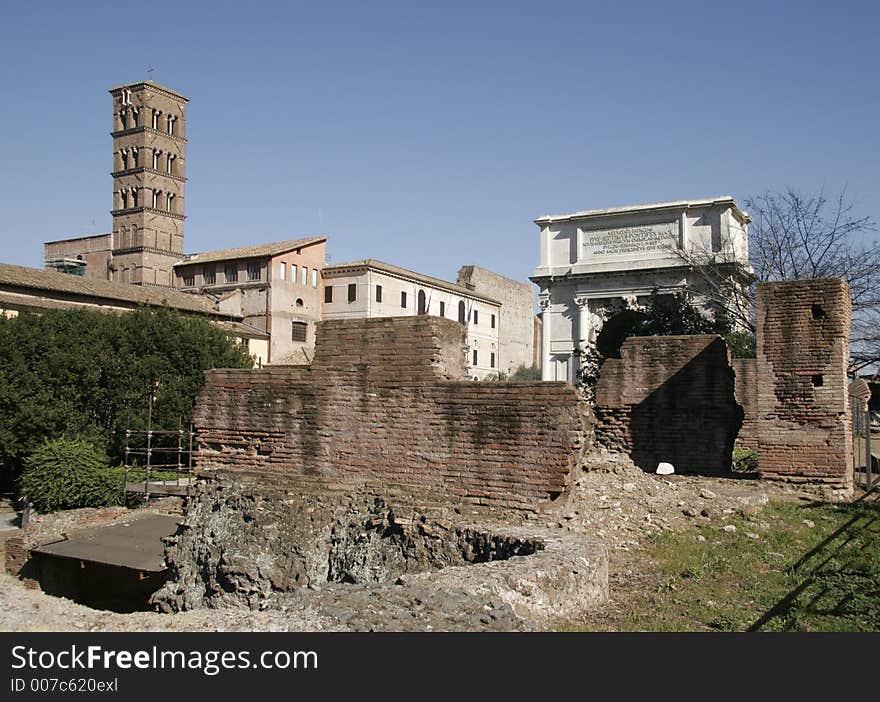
[593,278,853,492]
[193,316,585,513]
[732,358,759,451]
[594,335,742,474]
[755,278,852,491]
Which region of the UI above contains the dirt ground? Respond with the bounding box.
[0,451,811,632]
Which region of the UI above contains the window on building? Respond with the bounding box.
[247,263,261,281]
[312,268,318,288]
[166,153,175,173]
[167,115,176,135]
[204,268,216,285]
[121,89,131,106]
[296,298,304,308]
[376,285,383,303]
[401,291,407,308]
[119,111,128,130]
[152,150,161,169]
[120,190,128,209]
[490,352,495,368]
[166,194,174,213]
[279,262,286,280]
[348,283,357,303]
[132,147,139,166]
[458,301,466,324]
[301,266,308,286]
[440,301,445,317]
[120,150,129,170]
[473,309,479,325]
[131,106,139,126]
[225,264,238,282]
[151,109,161,130]
[183,275,194,287]
[472,349,478,366]
[131,187,138,207]
[491,314,495,329]
[291,264,298,284]
[417,290,427,315]
[152,190,160,209]
[291,321,307,342]
[324,286,333,303]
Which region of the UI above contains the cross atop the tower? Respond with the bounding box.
[147,64,154,81]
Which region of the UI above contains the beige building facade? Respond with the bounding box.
[322,260,502,379]
[175,238,326,366]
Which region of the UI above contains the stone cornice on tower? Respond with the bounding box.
[109,80,189,103]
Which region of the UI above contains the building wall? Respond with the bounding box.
[268,246,325,362]
[193,316,584,513]
[732,358,759,451]
[44,234,113,281]
[456,265,536,376]
[755,278,853,493]
[594,335,742,474]
[322,266,501,379]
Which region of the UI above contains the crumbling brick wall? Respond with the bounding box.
[594,335,742,474]
[755,279,852,492]
[732,358,759,451]
[194,316,584,512]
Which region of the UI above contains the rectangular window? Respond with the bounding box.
[312,268,318,288]
[291,321,307,342]
[324,286,333,303]
[472,349,478,366]
[376,285,383,303]
[490,352,495,368]
[225,265,238,282]
[491,314,495,329]
[440,301,445,317]
[291,264,298,284]
[247,263,261,281]
[301,266,308,286]
[183,275,194,287]
[473,309,479,325]
[204,269,216,285]
[279,262,286,280]
[401,291,407,308]
[348,283,357,303]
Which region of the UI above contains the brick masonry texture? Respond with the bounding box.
[593,335,742,474]
[755,278,852,491]
[733,358,759,451]
[193,316,585,512]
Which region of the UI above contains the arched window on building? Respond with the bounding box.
[120,190,128,209]
[166,194,175,213]
[119,110,128,130]
[417,290,427,315]
[132,147,139,167]
[120,149,129,170]
[130,106,139,126]
[458,300,466,324]
[131,187,139,207]
[152,190,161,209]
[166,153,175,174]
[151,109,161,130]
[152,150,161,169]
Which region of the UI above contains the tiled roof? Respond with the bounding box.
[0,262,234,318]
[323,259,501,305]
[175,237,326,267]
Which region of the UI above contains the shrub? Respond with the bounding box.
[509,365,541,381]
[19,438,123,513]
[732,446,759,473]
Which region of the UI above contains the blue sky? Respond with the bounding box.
[0,0,877,284]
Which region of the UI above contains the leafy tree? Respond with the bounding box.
[0,307,253,492]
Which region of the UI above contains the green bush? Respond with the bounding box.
[733,446,759,473]
[509,365,541,381]
[19,438,123,513]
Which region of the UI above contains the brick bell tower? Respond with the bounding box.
[108,80,188,286]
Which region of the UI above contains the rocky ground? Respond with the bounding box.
[0,451,810,632]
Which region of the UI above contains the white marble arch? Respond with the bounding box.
[530,197,751,383]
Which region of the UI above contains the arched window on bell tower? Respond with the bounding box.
[417,289,427,315]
